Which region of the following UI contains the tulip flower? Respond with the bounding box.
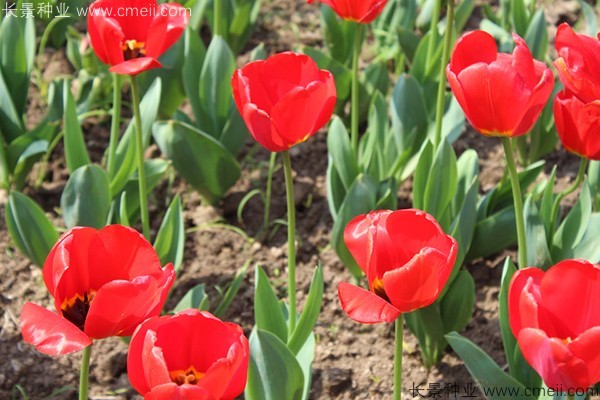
[447,30,553,137]
[509,260,600,390]
[87,0,189,75]
[338,209,458,324]
[555,23,600,104]
[231,52,337,152]
[554,90,600,160]
[128,309,249,400]
[306,0,388,24]
[20,225,175,356]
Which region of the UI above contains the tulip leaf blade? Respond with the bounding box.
[61,164,111,229]
[446,332,530,400]
[173,284,209,313]
[182,27,207,128]
[213,261,249,319]
[62,80,91,174]
[288,265,324,355]
[524,10,548,62]
[0,63,24,141]
[405,303,446,369]
[327,117,359,190]
[6,191,59,267]
[523,195,552,268]
[467,207,517,261]
[152,120,241,205]
[303,46,352,101]
[245,329,304,400]
[254,266,288,344]
[154,194,185,272]
[440,269,475,335]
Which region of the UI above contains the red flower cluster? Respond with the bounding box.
[509,260,600,390]
[87,0,189,75]
[338,209,457,324]
[306,0,388,24]
[553,24,600,160]
[20,225,175,356]
[232,52,337,152]
[447,30,553,138]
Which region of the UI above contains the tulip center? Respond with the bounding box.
[61,291,95,331]
[371,277,390,302]
[169,366,205,386]
[122,40,147,61]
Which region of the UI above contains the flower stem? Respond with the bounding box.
[426,0,441,63]
[394,315,404,400]
[107,73,122,177]
[351,23,363,154]
[79,345,92,400]
[550,157,588,232]
[282,151,297,335]
[433,0,455,149]
[130,76,150,240]
[263,152,277,234]
[214,0,224,38]
[502,138,528,269]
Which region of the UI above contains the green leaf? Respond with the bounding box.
[577,0,597,36]
[296,332,316,400]
[182,27,207,126]
[320,4,356,64]
[412,140,433,211]
[254,266,288,343]
[153,120,241,205]
[446,332,530,400]
[173,284,209,313]
[199,36,236,137]
[524,10,548,62]
[467,207,517,261]
[214,262,249,319]
[110,78,162,195]
[327,117,358,190]
[61,165,111,229]
[511,0,529,36]
[390,74,428,156]
[120,159,169,223]
[453,149,479,215]
[405,304,446,369]
[303,46,352,101]
[245,329,304,400]
[117,191,130,226]
[523,195,552,268]
[62,81,91,174]
[449,178,478,273]
[6,124,54,190]
[6,191,58,267]
[0,66,24,141]
[441,270,475,334]
[154,194,185,272]
[326,158,346,219]
[288,265,324,355]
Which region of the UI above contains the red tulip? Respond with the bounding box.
[509,260,600,390]
[231,52,337,152]
[87,0,189,75]
[447,30,553,137]
[555,23,600,104]
[337,209,458,324]
[554,90,600,160]
[307,0,388,24]
[128,309,249,400]
[20,225,175,356]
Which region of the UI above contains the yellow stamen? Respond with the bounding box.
[121,40,147,60]
[169,366,205,386]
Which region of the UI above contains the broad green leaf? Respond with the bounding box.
[577,0,597,36]
[174,284,209,313]
[296,332,316,400]
[254,266,288,343]
[320,4,356,64]
[182,27,207,127]
[453,149,479,215]
[524,10,548,62]
[6,123,55,190]
[390,74,428,156]
[327,117,358,190]
[6,191,59,267]
[523,195,552,268]
[405,304,446,369]
[448,178,478,276]
[540,167,557,239]
[288,265,324,355]
[63,81,91,174]
[467,207,516,261]
[154,194,185,272]
[511,0,529,36]
[303,46,352,101]
[326,158,346,219]
[61,165,111,229]
[213,262,249,319]
[569,213,600,263]
[441,270,475,334]
[412,140,433,211]
[0,67,24,141]
[152,120,241,204]
[245,329,304,400]
[446,332,530,400]
[120,159,169,223]
[454,0,475,32]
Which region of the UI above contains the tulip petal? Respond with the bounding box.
[88,12,125,66]
[20,302,92,356]
[448,30,497,74]
[513,68,554,136]
[109,57,162,75]
[144,383,216,400]
[568,326,600,386]
[509,267,545,336]
[518,328,589,390]
[382,248,444,313]
[129,316,170,395]
[337,282,401,324]
[241,103,288,152]
[145,3,189,59]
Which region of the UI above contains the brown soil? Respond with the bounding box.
[0,1,591,399]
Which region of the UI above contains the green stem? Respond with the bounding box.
[351,23,363,154]
[107,74,122,177]
[433,0,455,149]
[282,151,297,335]
[550,157,588,232]
[426,0,442,63]
[502,138,528,269]
[78,345,92,400]
[263,152,277,233]
[130,76,150,240]
[393,315,404,400]
[214,0,224,38]
[566,395,575,400]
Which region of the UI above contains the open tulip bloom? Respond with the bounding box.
[306,0,388,24]
[554,90,600,161]
[20,225,176,356]
[87,0,189,75]
[128,309,249,400]
[509,260,600,391]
